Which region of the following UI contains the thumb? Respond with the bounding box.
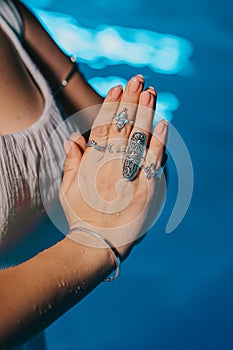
[62,134,85,191]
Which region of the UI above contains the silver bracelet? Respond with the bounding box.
[53,55,77,96]
[68,227,121,282]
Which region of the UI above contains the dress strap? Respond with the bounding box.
[0,0,23,40]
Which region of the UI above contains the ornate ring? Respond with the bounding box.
[142,153,168,180]
[87,139,113,153]
[122,131,146,181]
[114,107,133,132]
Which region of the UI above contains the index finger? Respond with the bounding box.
[87,85,123,150]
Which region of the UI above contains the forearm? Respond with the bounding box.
[55,70,104,133]
[0,236,113,348]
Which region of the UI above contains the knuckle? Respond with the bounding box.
[95,125,109,137]
[63,161,75,174]
[151,134,166,147]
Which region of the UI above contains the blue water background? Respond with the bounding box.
[24,0,233,348]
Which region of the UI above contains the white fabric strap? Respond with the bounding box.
[0,0,23,40]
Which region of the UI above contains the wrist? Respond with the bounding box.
[68,222,135,262]
[64,234,116,281]
[67,227,121,281]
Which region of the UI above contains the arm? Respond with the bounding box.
[14,1,103,121]
[0,237,114,348]
[0,75,167,348]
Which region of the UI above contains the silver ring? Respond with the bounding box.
[142,154,167,180]
[87,139,113,153]
[122,131,146,181]
[114,107,133,132]
[142,163,163,179]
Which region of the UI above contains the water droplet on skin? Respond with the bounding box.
[39,310,44,315]
[48,304,52,310]
[33,304,38,311]
[75,285,81,294]
[16,319,21,325]
[58,280,67,288]
[80,249,85,254]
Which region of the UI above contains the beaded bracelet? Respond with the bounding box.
[53,55,77,96]
[68,227,121,282]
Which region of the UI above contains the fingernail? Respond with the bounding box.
[136,74,144,79]
[110,85,123,100]
[146,87,157,97]
[141,91,151,106]
[64,140,73,155]
[147,86,156,95]
[129,77,141,93]
[155,122,167,135]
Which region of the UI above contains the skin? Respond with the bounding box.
[0,0,103,135]
[0,1,168,348]
[60,80,168,254]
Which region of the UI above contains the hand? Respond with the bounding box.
[59,75,168,260]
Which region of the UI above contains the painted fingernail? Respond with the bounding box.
[129,77,141,93]
[146,87,157,97]
[110,85,123,101]
[155,121,167,135]
[64,139,73,155]
[136,74,144,79]
[141,91,151,106]
[147,86,156,94]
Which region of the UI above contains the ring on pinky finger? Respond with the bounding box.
[141,152,168,180]
[142,120,168,180]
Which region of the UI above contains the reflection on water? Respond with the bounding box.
[35,8,193,75]
[25,5,193,121]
